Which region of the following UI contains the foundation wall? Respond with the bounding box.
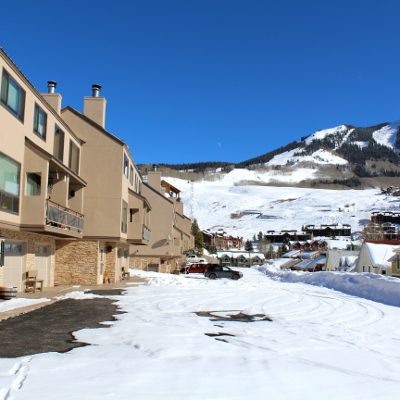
[55,240,99,285]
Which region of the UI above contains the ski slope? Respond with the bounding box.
[167,174,396,238]
[1,268,400,399]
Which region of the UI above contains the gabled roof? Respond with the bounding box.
[62,106,125,146]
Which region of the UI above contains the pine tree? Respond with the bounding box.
[245,239,253,252]
[191,219,204,255]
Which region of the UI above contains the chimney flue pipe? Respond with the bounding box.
[47,81,57,94]
[92,84,102,97]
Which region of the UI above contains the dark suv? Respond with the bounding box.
[204,265,243,280]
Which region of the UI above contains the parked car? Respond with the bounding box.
[186,256,207,264]
[204,265,243,280]
[181,263,216,274]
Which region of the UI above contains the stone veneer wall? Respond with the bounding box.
[0,227,55,288]
[130,256,184,274]
[104,245,117,283]
[55,240,98,285]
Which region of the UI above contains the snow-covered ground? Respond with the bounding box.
[0,298,49,313]
[2,268,400,399]
[167,174,397,238]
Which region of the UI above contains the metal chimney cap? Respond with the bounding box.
[47,80,57,93]
[91,84,102,97]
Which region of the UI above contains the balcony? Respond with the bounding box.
[45,199,84,237]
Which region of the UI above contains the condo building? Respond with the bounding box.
[0,49,85,291]
[0,48,194,292]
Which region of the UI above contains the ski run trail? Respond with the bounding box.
[1,267,400,399]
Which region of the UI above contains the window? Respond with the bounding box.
[123,154,129,177]
[129,165,134,185]
[33,104,47,140]
[1,69,25,121]
[121,201,128,233]
[0,153,20,214]
[26,173,41,196]
[54,125,64,161]
[68,140,80,174]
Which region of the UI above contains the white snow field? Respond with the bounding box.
[1,268,400,400]
[167,175,396,238]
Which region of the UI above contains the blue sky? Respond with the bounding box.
[2,0,400,164]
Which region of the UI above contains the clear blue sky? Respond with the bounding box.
[2,0,400,164]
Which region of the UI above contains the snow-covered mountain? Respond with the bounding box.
[141,121,400,184]
[262,122,400,168]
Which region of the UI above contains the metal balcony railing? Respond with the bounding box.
[143,225,151,241]
[46,199,84,232]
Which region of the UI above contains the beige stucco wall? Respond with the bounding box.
[130,184,175,258]
[0,50,84,229]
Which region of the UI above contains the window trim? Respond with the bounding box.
[0,151,21,215]
[1,68,26,122]
[33,103,47,141]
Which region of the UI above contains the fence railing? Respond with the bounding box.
[143,225,151,241]
[46,199,84,232]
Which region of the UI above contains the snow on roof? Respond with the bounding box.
[295,256,326,269]
[364,243,399,269]
[282,250,301,258]
[216,251,265,259]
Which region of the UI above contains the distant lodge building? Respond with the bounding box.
[364,222,400,241]
[371,211,400,225]
[302,224,351,237]
[203,229,243,250]
[289,240,328,252]
[217,251,265,267]
[264,230,311,243]
[263,224,351,244]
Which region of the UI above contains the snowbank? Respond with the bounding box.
[0,297,50,313]
[257,264,400,307]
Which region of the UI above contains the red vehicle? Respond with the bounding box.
[181,263,216,274]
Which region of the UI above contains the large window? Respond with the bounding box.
[1,69,25,121]
[26,173,41,196]
[123,154,129,177]
[68,140,80,174]
[54,125,64,161]
[33,104,47,140]
[121,201,128,233]
[0,153,20,214]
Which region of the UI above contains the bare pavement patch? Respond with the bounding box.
[0,290,124,358]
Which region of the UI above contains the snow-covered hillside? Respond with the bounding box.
[264,121,400,167]
[168,172,398,238]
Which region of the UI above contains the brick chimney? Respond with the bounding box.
[42,81,62,114]
[83,84,106,128]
